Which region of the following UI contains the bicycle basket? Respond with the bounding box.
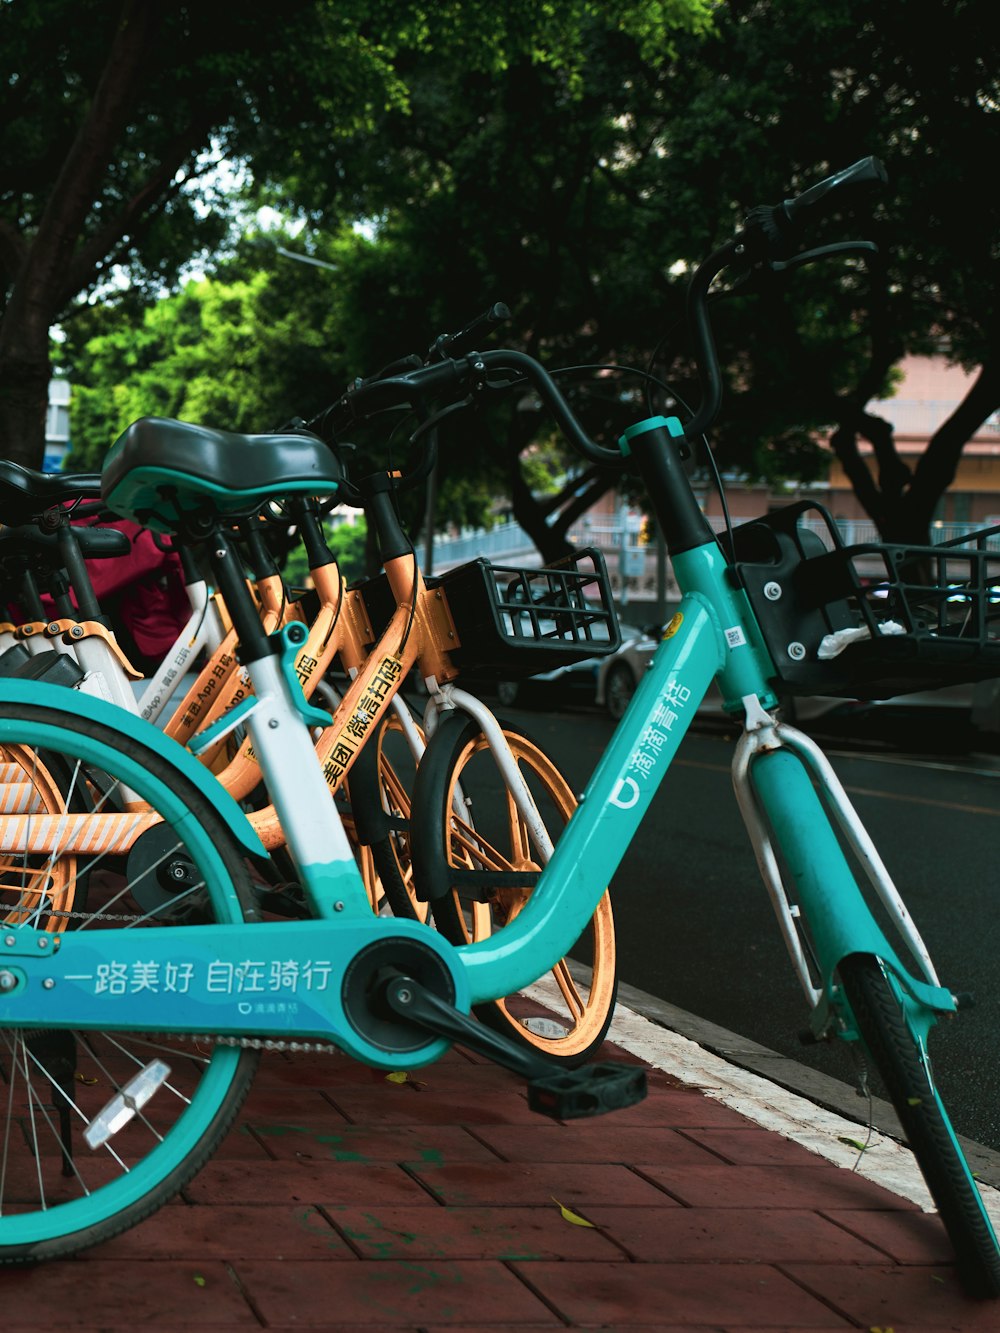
[442,546,620,678]
[355,546,621,680]
[734,505,1000,699]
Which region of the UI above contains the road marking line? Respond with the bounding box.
[834,784,1000,818]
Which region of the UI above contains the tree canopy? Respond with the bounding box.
[292,0,1000,548]
[1,0,712,468]
[10,0,1000,553]
[645,0,1000,543]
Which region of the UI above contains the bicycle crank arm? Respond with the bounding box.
[381,973,647,1119]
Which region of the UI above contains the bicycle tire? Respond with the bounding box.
[412,711,617,1066]
[838,953,1000,1298]
[0,701,258,1263]
[368,710,430,923]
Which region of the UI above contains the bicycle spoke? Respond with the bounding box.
[0,703,258,1259]
[550,959,587,1022]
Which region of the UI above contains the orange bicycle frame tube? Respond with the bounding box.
[246,552,460,851]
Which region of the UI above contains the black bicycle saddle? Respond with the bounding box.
[0,461,102,526]
[101,417,346,532]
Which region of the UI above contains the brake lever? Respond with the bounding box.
[768,240,879,273]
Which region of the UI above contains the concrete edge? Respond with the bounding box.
[611,975,1000,1191]
[523,965,1000,1194]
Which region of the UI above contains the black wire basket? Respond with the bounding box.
[734,505,1000,699]
[355,546,621,679]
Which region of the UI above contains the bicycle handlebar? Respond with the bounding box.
[310,157,887,473]
[680,155,886,441]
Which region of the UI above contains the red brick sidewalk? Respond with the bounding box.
[0,1006,996,1330]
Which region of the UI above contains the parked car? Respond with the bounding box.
[496,622,660,720]
[496,621,1000,752]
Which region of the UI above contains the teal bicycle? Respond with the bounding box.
[1,157,999,1298]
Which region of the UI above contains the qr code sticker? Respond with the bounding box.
[725,626,747,649]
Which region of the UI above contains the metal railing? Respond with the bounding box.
[427,512,1000,572]
[428,518,535,571]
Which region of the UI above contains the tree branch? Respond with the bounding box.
[538,461,606,518]
[57,120,214,307]
[851,407,911,502]
[907,360,1000,531]
[828,422,885,530]
[549,469,617,537]
[4,0,168,331]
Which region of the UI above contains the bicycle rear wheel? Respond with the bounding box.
[413,711,617,1066]
[0,743,89,928]
[838,953,1000,1298]
[0,701,258,1263]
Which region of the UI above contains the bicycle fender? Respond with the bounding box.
[0,678,267,861]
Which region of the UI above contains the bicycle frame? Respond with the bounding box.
[134,575,227,724]
[0,519,538,1064]
[0,467,953,1071]
[452,448,959,1044]
[0,422,960,1064]
[0,664,462,1069]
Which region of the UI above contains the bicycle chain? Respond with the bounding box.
[190,1035,342,1054]
[46,908,144,923]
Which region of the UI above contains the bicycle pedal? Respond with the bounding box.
[527,1061,647,1120]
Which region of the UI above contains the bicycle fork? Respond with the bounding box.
[730,694,957,1045]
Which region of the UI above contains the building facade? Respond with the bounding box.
[700,355,1000,533]
[44,377,71,472]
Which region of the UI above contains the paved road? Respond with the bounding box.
[498,703,1000,1152]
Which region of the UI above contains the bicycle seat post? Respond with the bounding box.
[200,523,277,667]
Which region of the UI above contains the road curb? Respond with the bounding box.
[613,974,1000,1192]
[524,964,1000,1192]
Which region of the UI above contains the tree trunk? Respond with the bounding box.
[831,362,1000,548]
[902,360,1000,541]
[507,409,618,563]
[0,0,166,470]
[510,473,576,563]
[0,334,52,470]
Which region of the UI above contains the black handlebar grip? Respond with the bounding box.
[782,156,888,224]
[742,156,888,254]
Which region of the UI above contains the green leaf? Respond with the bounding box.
[552,1196,596,1228]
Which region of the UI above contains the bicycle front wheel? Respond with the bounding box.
[368,709,430,923]
[413,712,617,1066]
[0,701,259,1263]
[838,953,1000,1298]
